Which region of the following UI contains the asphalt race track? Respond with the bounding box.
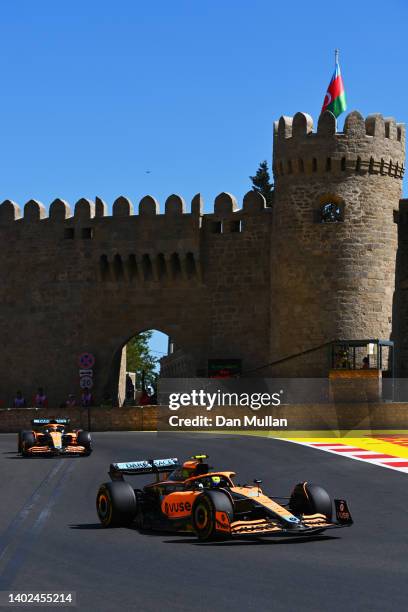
[0,432,407,612]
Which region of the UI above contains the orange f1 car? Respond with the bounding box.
[96,454,353,540]
[18,418,92,457]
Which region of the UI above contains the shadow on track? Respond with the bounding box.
[70,523,103,530]
[7,456,60,460]
[162,535,339,546]
[7,456,91,460]
[69,523,339,546]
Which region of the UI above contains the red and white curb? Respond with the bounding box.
[283,440,408,474]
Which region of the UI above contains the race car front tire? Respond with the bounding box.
[96,482,137,527]
[18,430,32,453]
[77,431,92,455]
[289,482,332,521]
[21,432,37,456]
[192,490,233,541]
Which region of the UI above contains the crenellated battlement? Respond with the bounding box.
[0,190,267,228]
[273,110,405,179]
[0,190,270,291]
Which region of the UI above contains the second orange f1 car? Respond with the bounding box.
[18,418,92,457]
[96,454,353,540]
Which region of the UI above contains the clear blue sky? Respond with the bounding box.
[0,0,406,213]
[1,0,406,359]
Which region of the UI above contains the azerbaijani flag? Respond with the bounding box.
[321,56,346,118]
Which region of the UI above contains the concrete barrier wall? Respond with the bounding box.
[0,403,408,433]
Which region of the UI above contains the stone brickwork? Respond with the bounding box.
[0,109,406,406]
[160,349,195,377]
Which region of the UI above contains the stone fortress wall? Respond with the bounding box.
[0,190,272,405]
[0,108,407,405]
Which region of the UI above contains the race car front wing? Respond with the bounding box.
[23,445,89,456]
[220,499,353,538]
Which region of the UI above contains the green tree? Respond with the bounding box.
[126,331,158,388]
[250,160,274,208]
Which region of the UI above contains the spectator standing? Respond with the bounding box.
[139,389,151,406]
[126,374,135,400]
[34,388,48,408]
[13,391,27,408]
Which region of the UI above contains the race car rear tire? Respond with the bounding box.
[289,482,332,521]
[77,431,92,455]
[21,432,37,456]
[18,430,32,453]
[192,490,233,541]
[96,482,137,527]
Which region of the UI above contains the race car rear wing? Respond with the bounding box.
[109,458,180,481]
[31,418,70,426]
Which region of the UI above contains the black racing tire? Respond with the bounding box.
[21,431,36,456]
[192,490,233,541]
[18,430,32,453]
[96,481,137,527]
[77,431,92,454]
[289,482,332,521]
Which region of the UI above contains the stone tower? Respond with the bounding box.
[270,110,405,376]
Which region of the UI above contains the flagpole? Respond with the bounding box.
[334,49,339,129]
